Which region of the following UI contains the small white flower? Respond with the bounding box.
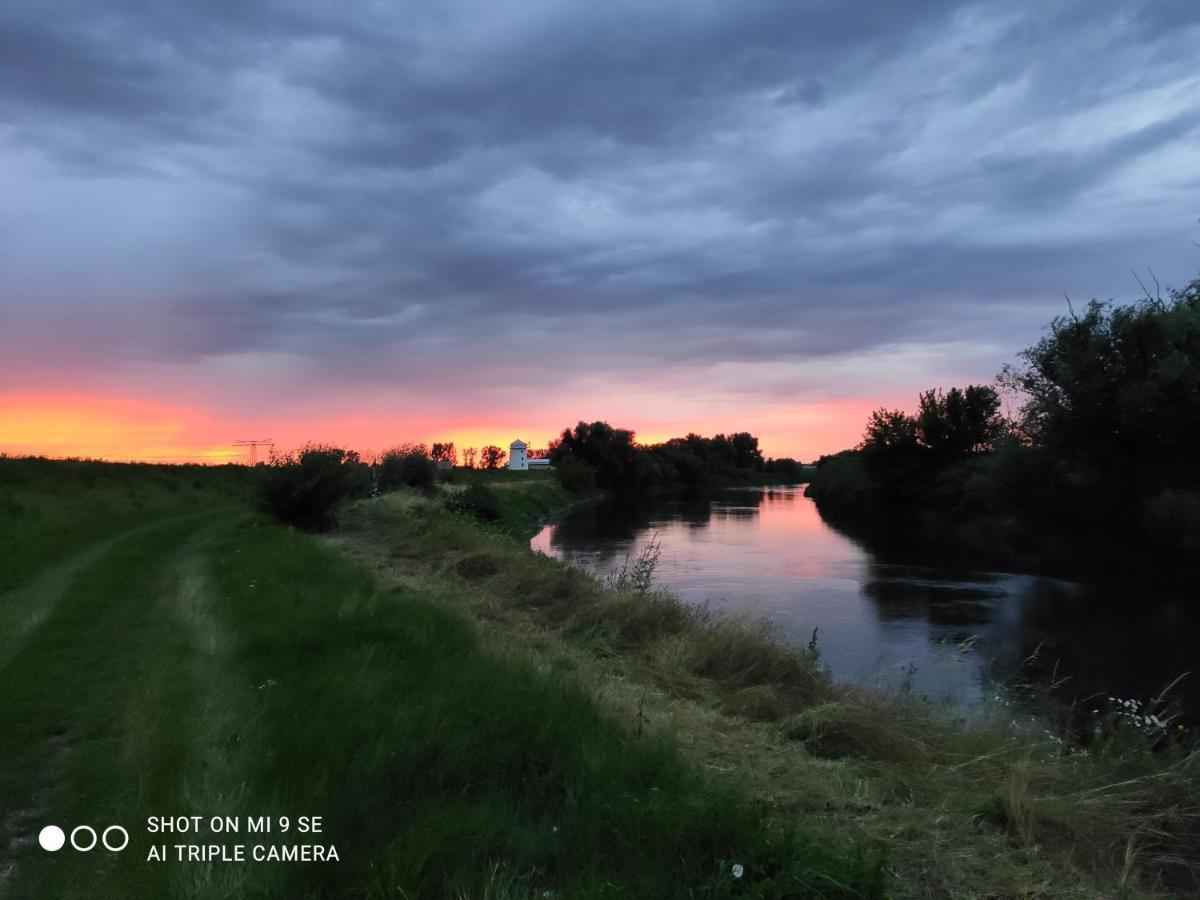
[731,864,744,879]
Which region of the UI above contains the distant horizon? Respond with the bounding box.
[0,400,873,468]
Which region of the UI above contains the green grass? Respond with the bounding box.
[0,455,243,588]
[0,459,882,898]
[341,485,1200,898]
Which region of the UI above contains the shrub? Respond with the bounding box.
[554,456,596,494]
[256,445,371,531]
[446,483,501,521]
[378,447,437,492]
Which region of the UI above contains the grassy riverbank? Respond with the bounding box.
[6,457,1197,896]
[336,478,1200,898]
[0,457,880,898]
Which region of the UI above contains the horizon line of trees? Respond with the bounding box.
[808,269,1200,577]
[548,421,804,493]
[255,423,807,530]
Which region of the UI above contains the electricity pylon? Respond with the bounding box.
[233,439,274,466]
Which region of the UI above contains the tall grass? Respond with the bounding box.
[1,460,883,898]
[210,519,884,898]
[339,487,1200,897]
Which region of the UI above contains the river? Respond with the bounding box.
[531,484,1200,720]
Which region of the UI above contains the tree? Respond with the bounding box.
[256,444,372,531]
[549,421,641,490]
[431,442,456,467]
[462,447,478,469]
[916,385,1005,462]
[378,446,436,491]
[724,431,765,470]
[861,408,919,452]
[1000,274,1200,486]
[479,445,506,469]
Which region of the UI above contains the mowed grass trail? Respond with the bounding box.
[0,459,882,899]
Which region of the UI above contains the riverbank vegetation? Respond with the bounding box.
[336,478,1200,897]
[249,425,806,535]
[9,457,1200,895]
[806,272,1200,580]
[549,421,806,493]
[0,458,882,898]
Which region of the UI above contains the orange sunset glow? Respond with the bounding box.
[0,390,895,464]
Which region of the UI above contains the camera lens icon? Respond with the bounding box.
[39,824,128,853]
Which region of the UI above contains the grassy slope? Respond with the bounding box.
[0,460,880,899]
[439,467,578,535]
[334,482,1200,899]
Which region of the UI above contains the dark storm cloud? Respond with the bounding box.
[3,0,1200,396]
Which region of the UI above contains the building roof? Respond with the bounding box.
[509,439,527,448]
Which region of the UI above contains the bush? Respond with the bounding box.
[554,457,596,494]
[256,445,371,531]
[446,483,500,521]
[1143,488,1200,558]
[378,448,437,492]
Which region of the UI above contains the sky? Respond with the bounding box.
[2,1,1199,463]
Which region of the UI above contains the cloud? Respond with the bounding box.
[2,0,1199,456]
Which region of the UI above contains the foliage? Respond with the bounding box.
[860,385,1004,480]
[916,385,1006,461]
[550,421,797,492]
[1001,276,1200,488]
[430,442,456,466]
[811,272,1200,578]
[479,445,507,469]
[378,446,437,492]
[446,483,501,521]
[256,444,371,531]
[553,456,597,494]
[603,534,662,595]
[550,421,641,490]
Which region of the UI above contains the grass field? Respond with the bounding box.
[7,456,1198,898]
[339,477,1200,898]
[0,457,881,899]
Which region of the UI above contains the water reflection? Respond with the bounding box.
[532,486,1200,718]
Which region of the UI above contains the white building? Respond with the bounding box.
[508,439,528,471]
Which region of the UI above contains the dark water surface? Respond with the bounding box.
[532,485,1200,716]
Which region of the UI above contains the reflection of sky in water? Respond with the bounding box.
[532,486,1200,716]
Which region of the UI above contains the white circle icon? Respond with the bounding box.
[102,825,129,852]
[38,826,66,852]
[70,825,98,852]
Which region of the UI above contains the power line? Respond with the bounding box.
[233,439,274,466]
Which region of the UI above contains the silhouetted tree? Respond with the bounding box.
[256,444,371,531]
[379,446,436,491]
[431,442,456,466]
[1000,275,1200,486]
[916,385,1005,463]
[549,421,641,490]
[479,445,506,469]
[462,447,478,469]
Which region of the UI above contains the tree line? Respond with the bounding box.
[255,424,806,531]
[548,421,804,493]
[806,271,1200,578]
